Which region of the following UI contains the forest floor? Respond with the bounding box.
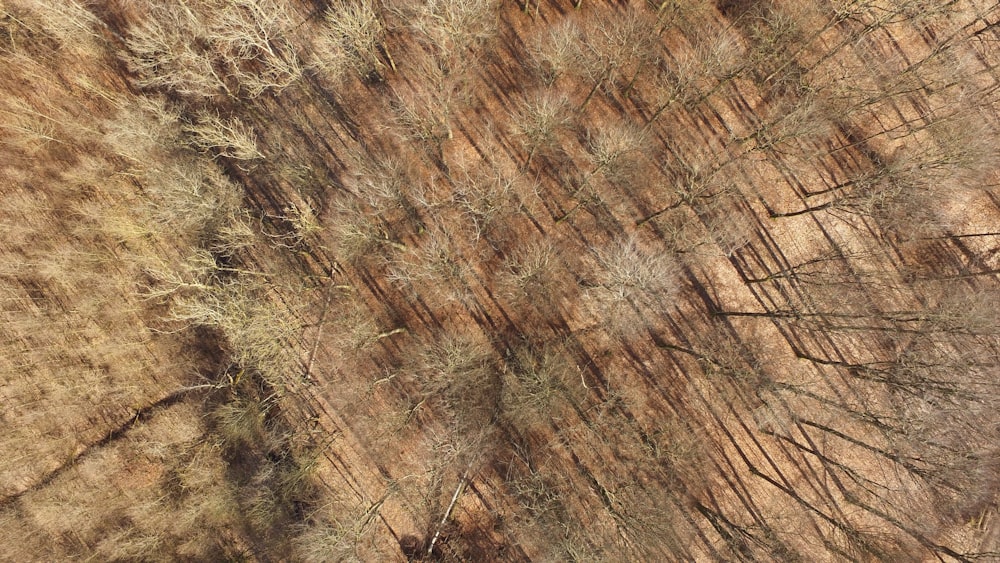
[2,0,1000,561]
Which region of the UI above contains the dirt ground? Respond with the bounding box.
[2,0,1000,560]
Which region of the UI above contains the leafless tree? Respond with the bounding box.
[123,4,231,98]
[509,90,572,168]
[531,5,663,110]
[575,6,660,110]
[449,160,520,241]
[395,0,499,72]
[387,225,474,303]
[501,238,561,301]
[585,121,647,184]
[327,200,392,265]
[167,279,299,391]
[554,120,647,224]
[391,54,471,164]
[772,110,999,231]
[594,235,680,303]
[733,93,832,159]
[123,0,301,99]
[209,0,303,97]
[636,158,736,227]
[530,19,584,85]
[640,29,744,124]
[313,0,389,81]
[183,112,263,161]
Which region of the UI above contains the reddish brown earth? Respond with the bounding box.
[2,0,1000,561]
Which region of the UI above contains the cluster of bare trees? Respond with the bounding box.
[530,7,660,106]
[123,0,1000,555]
[123,0,302,99]
[399,0,500,73]
[6,0,1000,559]
[366,0,1000,555]
[313,0,390,81]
